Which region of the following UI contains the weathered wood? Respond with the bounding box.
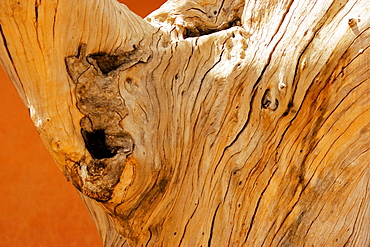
[0,0,369,246]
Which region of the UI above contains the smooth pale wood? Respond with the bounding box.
[0,0,369,246]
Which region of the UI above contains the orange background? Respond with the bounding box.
[0,1,165,246]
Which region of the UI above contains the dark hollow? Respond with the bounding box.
[88,49,137,75]
[183,17,241,38]
[81,129,116,159]
[87,53,123,75]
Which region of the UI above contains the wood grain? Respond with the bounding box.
[0,0,369,246]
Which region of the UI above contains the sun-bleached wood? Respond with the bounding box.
[0,0,369,246]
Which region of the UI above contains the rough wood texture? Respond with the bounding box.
[0,0,369,246]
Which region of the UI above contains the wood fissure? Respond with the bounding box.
[0,25,14,68]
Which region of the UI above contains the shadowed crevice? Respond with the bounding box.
[81,129,116,159]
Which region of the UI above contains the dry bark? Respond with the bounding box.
[0,0,369,246]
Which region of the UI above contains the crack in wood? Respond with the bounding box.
[208,203,221,247]
[34,0,41,24]
[0,25,14,66]
[244,168,277,243]
[178,199,200,245]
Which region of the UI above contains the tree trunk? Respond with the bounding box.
[0,0,369,246]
